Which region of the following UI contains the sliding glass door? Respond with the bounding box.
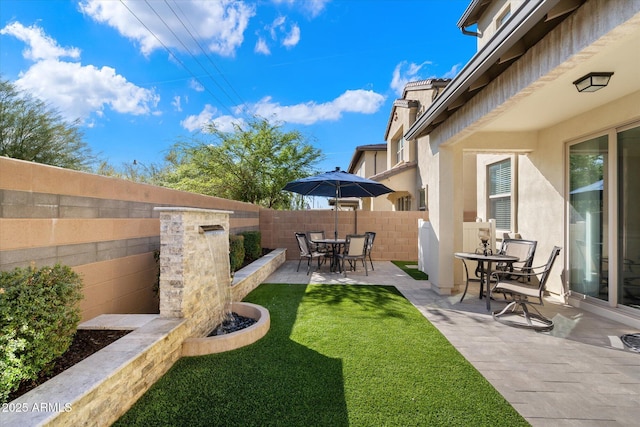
[618,126,640,309]
[568,124,640,311]
[569,136,608,300]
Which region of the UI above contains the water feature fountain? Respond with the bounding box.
[155,207,270,356]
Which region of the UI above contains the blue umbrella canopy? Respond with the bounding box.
[283,168,394,239]
[283,167,394,198]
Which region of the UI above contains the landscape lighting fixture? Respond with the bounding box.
[572,72,614,92]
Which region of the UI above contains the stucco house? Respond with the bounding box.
[409,0,640,328]
[347,80,450,212]
[346,143,387,210]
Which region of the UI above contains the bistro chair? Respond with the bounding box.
[364,231,376,271]
[491,246,561,331]
[307,231,329,254]
[497,238,537,278]
[295,232,325,275]
[337,234,368,277]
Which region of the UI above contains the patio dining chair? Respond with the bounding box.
[491,246,561,331]
[336,234,368,277]
[307,231,329,254]
[497,238,537,276]
[295,232,325,275]
[364,231,376,271]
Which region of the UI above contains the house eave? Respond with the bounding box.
[405,0,575,141]
[347,144,387,174]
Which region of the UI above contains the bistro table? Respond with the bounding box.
[312,238,346,272]
[454,252,519,311]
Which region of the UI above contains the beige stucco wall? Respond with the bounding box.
[418,0,640,299]
[476,0,527,50]
[451,91,640,297]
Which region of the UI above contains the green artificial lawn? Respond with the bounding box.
[115,284,527,427]
[392,260,429,280]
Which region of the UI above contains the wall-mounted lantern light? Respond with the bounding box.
[572,72,614,92]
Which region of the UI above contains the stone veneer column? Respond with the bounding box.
[155,207,232,338]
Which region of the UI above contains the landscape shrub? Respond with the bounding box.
[240,231,262,262]
[0,264,83,403]
[229,235,245,273]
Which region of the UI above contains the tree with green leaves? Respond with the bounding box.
[0,78,94,170]
[162,116,323,209]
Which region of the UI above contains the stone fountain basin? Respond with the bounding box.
[182,302,270,356]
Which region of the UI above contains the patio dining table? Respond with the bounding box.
[454,252,519,311]
[312,238,346,272]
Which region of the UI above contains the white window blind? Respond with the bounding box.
[489,160,511,229]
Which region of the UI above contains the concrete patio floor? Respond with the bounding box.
[265,260,640,427]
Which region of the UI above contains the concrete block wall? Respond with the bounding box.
[0,157,259,321]
[1,156,429,322]
[260,209,428,261]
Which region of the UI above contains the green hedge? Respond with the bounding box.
[0,264,84,403]
[229,235,245,273]
[240,231,261,262]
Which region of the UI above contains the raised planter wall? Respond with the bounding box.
[3,248,285,427]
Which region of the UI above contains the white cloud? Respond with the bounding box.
[254,37,270,55]
[390,61,433,96]
[282,24,300,48]
[3,22,159,122]
[272,0,331,17]
[443,63,462,79]
[80,0,255,57]
[181,104,243,132]
[16,60,160,120]
[270,16,287,39]
[172,96,182,112]
[183,89,384,132]
[248,89,385,125]
[0,22,80,61]
[257,15,300,53]
[189,79,205,92]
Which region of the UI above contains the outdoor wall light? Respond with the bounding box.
[572,72,614,92]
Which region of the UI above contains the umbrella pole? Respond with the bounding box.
[334,185,339,240]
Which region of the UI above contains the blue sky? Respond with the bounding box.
[0,0,475,173]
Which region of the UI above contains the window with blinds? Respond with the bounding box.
[488,159,511,229]
[396,138,405,164]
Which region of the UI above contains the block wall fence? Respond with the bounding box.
[0,157,428,321]
[260,209,428,261]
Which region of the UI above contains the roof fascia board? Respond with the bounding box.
[457,0,484,28]
[405,0,561,141]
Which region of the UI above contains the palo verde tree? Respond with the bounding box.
[0,78,94,170]
[162,116,323,209]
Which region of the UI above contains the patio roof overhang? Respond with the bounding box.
[405,0,591,140]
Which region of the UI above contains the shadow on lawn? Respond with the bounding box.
[303,284,409,319]
[115,284,349,427]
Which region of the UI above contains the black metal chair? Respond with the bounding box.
[496,238,537,278]
[336,234,368,277]
[307,231,329,253]
[364,231,376,271]
[491,246,561,331]
[295,232,325,275]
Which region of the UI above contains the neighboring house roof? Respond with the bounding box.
[370,161,417,182]
[405,0,585,140]
[402,78,451,98]
[384,79,450,140]
[347,143,387,174]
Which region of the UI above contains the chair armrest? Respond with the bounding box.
[490,263,551,281]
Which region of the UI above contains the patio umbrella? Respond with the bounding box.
[283,167,394,239]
